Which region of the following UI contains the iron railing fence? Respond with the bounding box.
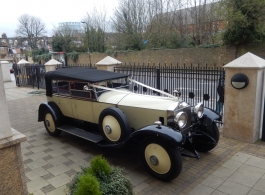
[13,64,46,89]
[13,64,97,89]
[13,63,224,120]
[114,63,225,115]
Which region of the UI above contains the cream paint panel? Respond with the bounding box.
[73,99,95,123]
[48,96,74,118]
[118,93,176,111]
[118,105,167,130]
[92,102,116,124]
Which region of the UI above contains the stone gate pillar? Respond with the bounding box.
[223,52,265,143]
[0,63,28,194]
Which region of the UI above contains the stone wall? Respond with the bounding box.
[66,44,265,67]
[67,45,237,67]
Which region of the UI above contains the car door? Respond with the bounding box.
[70,82,96,123]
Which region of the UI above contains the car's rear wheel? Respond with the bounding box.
[99,108,130,144]
[44,110,61,136]
[140,137,182,181]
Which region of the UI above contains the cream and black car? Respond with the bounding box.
[38,68,220,181]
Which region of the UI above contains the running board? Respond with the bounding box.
[57,125,103,143]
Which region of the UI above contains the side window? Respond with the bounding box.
[52,80,70,96]
[70,82,92,99]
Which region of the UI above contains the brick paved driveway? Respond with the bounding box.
[6,88,265,195]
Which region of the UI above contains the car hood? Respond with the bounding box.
[98,90,178,111]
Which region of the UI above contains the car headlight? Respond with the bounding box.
[174,112,187,128]
[194,102,204,118]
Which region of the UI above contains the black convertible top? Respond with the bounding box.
[45,68,130,96]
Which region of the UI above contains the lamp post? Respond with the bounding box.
[81,21,91,66]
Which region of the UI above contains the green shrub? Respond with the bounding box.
[75,174,102,195]
[67,155,133,195]
[97,167,133,195]
[87,155,111,178]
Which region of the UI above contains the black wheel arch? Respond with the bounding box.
[130,125,185,147]
[38,102,64,124]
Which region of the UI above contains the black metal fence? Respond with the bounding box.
[13,63,224,116]
[13,64,46,89]
[114,63,224,114]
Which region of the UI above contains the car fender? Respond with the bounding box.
[130,125,185,147]
[38,102,63,123]
[203,107,221,122]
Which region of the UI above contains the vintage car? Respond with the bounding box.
[38,68,220,181]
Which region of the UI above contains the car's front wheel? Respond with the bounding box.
[44,110,61,136]
[140,137,182,181]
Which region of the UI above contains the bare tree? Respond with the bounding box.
[16,14,46,49]
[111,0,224,49]
[81,6,107,52]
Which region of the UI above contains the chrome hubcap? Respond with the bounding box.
[150,155,159,166]
[105,125,112,134]
[45,120,50,127]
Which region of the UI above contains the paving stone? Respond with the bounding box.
[47,173,71,188]
[63,160,75,166]
[47,148,68,157]
[228,171,260,188]
[253,179,265,193]
[68,162,87,172]
[26,167,49,180]
[30,190,46,195]
[62,151,73,158]
[27,177,49,194]
[46,185,68,195]
[47,164,71,176]
[126,170,149,187]
[134,182,149,193]
[211,190,229,195]
[29,145,49,153]
[237,164,265,178]
[47,155,69,166]
[41,184,56,194]
[217,180,251,195]
[42,164,54,170]
[212,166,234,179]
[231,152,252,163]
[201,174,226,189]
[246,156,265,170]
[27,159,48,170]
[43,155,53,161]
[221,159,243,171]
[66,152,88,162]
[28,151,49,161]
[31,139,49,147]
[188,184,215,195]
[247,188,265,195]
[65,169,77,177]
[42,173,55,180]
[24,158,33,164]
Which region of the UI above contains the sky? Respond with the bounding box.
[0,0,119,38]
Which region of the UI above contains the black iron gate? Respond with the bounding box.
[13,64,46,89]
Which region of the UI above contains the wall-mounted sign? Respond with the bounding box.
[231,73,249,89]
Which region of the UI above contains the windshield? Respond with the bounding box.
[94,77,129,98]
